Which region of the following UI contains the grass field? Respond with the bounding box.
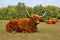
[0,20,60,40]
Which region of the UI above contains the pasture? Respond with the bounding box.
[0,20,60,40]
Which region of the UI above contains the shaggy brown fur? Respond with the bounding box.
[45,20,52,24]
[6,14,42,33]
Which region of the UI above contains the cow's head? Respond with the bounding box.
[30,14,41,24]
[31,12,46,24]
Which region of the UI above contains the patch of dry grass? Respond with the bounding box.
[0,20,60,40]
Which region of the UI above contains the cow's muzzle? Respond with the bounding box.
[36,21,40,24]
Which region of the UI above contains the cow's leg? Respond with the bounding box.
[33,27,38,32]
[24,27,32,33]
[23,30,32,33]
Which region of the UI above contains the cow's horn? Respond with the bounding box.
[20,3,30,17]
[25,7,30,17]
[26,10,30,17]
[41,12,46,17]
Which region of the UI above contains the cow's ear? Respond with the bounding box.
[28,16,32,18]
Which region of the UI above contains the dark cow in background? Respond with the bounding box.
[6,12,46,33]
[45,18,58,24]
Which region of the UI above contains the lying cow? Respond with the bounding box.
[6,12,46,33]
[45,18,58,24]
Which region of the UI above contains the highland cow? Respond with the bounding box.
[6,12,46,33]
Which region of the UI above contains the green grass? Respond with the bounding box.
[0,20,60,40]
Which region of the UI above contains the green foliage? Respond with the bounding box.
[0,2,60,21]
